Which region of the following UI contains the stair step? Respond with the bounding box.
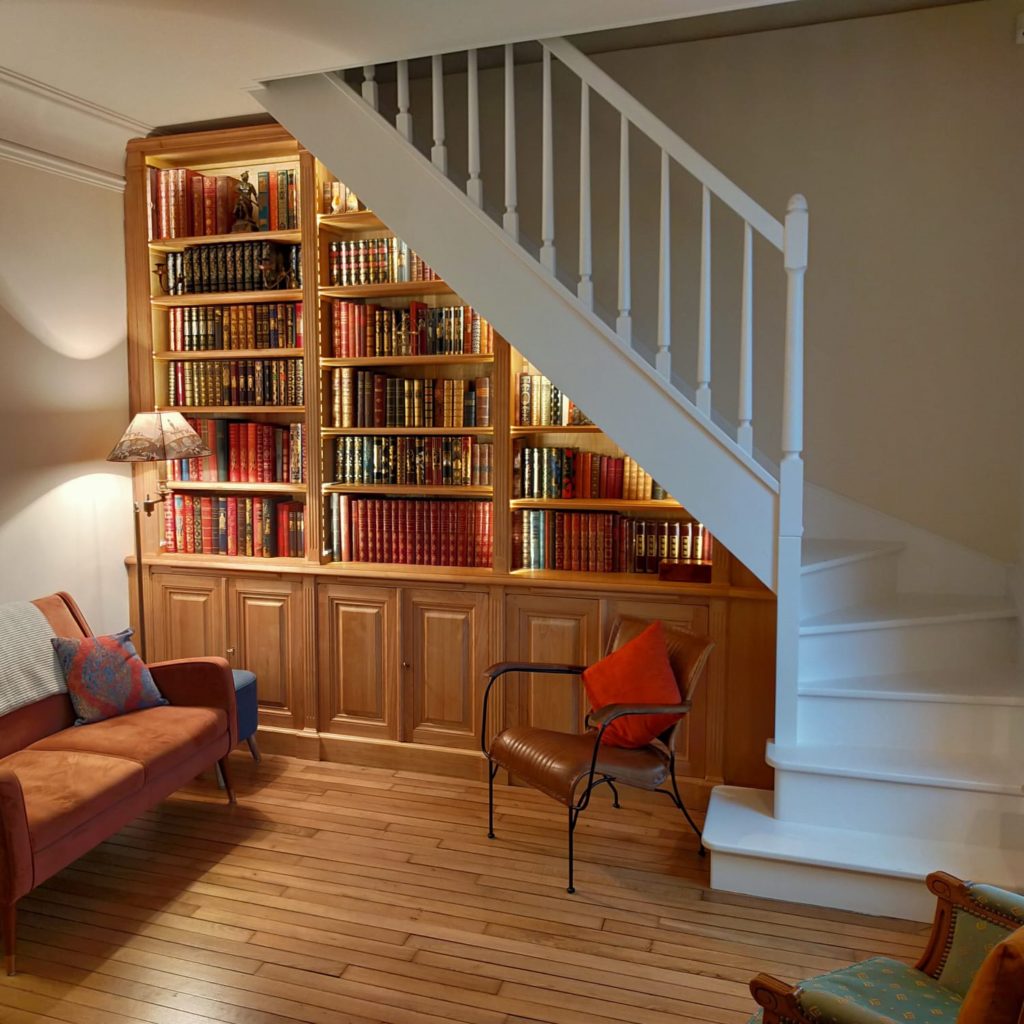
[800,594,1017,633]
[800,666,1024,705]
[704,785,1024,921]
[768,742,1023,794]
[800,539,904,573]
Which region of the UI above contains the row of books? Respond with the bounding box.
[161,241,301,295]
[514,446,667,501]
[326,495,493,567]
[327,237,438,287]
[517,373,591,427]
[331,436,492,488]
[149,167,300,240]
[328,370,490,429]
[169,418,305,484]
[167,302,303,352]
[328,301,495,358]
[166,358,304,408]
[514,511,712,574]
[162,495,305,557]
[320,180,363,215]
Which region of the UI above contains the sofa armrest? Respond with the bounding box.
[148,657,238,749]
[749,973,814,1024]
[0,768,33,906]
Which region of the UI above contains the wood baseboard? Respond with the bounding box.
[251,725,320,760]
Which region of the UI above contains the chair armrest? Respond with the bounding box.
[485,661,586,680]
[588,701,691,728]
[0,767,33,905]
[749,973,814,1024]
[149,657,238,749]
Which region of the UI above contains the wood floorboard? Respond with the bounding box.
[4,752,929,1023]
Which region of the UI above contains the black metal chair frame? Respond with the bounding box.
[480,661,704,894]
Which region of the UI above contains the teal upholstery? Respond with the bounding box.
[969,883,1024,927]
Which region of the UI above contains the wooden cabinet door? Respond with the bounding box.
[604,597,713,780]
[505,594,601,734]
[318,583,399,740]
[227,577,304,731]
[402,587,489,750]
[149,572,226,663]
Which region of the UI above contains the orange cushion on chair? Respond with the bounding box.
[958,926,1024,1024]
[582,621,683,749]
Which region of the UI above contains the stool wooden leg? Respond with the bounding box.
[246,735,261,763]
[3,902,15,976]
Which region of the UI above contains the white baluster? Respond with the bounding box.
[737,221,754,453]
[616,114,631,342]
[696,184,712,416]
[577,82,592,309]
[466,49,482,206]
[777,193,809,748]
[503,44,519,241]
[395,60,412,141]
[540,48,555,273]
[431,55,447,174]
[361,66,378,111]
[655,149,671,378]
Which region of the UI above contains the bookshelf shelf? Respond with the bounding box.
[510,425,600,435]
[322,426,492,437]
[510,497,682,513]
[319,281,454,300]
[158,405,305,416]
[154,348,303,361]
[149,229,302,253]
[165,481,306,495]
[152,289,303,308]
[321,354,493,368]
[318,211,386,233]
[323,484,493,497]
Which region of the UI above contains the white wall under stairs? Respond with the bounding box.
[704,532,1022,921]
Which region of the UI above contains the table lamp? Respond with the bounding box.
[107,412,211,660]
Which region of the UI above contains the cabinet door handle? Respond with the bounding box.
[226,647,235,655]
[401,660,411,669]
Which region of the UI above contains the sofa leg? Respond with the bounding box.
[245,735,261,763]
[3,903,15,976]
[218,756,237,804]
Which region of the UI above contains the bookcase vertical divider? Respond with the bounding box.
[491,336,512,575]
[299,148,322,563]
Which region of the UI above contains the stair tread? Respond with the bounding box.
[704,786,1024,884]
[800,593,1017,633]
[800,666,1024,705]
[801,538,903,574]
[768,742,1024,793]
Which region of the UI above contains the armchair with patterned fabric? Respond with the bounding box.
[748,871,1024,1023]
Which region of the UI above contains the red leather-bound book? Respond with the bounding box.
[189,176,203,237]
[245,422,258,483]
[200,496,214,554]
[353,499,366,562]
[611,459,624,499]
[333,300,344,357]
[226,497,238,557]
[268,170,279,231]
[163,496,177,552]
[456,501,467,566]
[425,501,438,565]
[228,423,241,482]
[375,499,386,563]
[181,495,194,553]
[276,501,290,557]
[598,456,610,499]
[253,499,263,558]
[570,513,582,572]
[215,176,233,234]
[202,176,217,236]
[382,500,394,564]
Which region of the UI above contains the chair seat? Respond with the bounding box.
[792,957,962,1023]
[489,726,670,806]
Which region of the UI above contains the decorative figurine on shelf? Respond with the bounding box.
[257,248,298,290]
[152,260,179,295]
[230,171,259,233]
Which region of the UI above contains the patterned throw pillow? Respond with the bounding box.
[51,629,167,725]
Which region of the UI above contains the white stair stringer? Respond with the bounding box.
[705,536,1023,920]
[253,72,779,589]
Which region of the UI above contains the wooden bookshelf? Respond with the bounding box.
[123,125,776,793]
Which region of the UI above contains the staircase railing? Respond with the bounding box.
[334,39,808,744]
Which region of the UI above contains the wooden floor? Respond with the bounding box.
[1,753,930,1024]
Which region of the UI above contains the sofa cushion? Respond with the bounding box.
[29,705,228,781]
[0,749,144,851]
[51,629,167,725]
[958,925,1024,1024]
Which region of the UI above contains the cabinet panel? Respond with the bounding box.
[604,597,713,780]
[318,583,399,740]
[227,577,304,731]
[149,572,226,663]
[505,594,601,734]
[403,587,490,750]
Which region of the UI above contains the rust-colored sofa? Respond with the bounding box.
[0,593,238,976]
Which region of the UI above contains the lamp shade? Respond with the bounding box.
[106,412,211,463]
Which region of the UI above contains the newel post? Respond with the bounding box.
[776,193,808,748]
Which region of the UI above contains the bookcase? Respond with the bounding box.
[124,124,776,799]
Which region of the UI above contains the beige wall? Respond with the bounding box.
[0,158,132,631]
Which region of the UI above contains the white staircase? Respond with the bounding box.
[252,39,1021,921]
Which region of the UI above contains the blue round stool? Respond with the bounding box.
[231,669,260,762]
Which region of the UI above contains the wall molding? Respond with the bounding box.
[0,138,125,192]
[0,66,151,135]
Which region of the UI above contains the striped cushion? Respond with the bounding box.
[0,600,66,716]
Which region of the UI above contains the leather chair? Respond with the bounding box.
[481,617,714,893]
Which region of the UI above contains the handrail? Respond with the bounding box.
[541,37,784,251]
